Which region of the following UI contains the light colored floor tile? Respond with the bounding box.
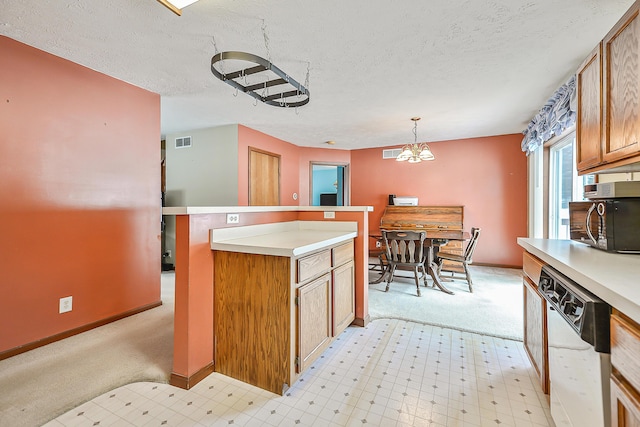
[46,319,554,427]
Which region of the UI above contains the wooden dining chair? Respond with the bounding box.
[381,230,428,297]
[436,227,481,292]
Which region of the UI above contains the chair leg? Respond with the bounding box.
[385,265,396,292]
[413,268,421,297]
[421,265,429,287]
[464,263,473,293]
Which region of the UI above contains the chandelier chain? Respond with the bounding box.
[262,20,272,63]
[304,62,311,91]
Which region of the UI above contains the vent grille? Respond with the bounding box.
[382,148,401,159]
[175,136,192,149]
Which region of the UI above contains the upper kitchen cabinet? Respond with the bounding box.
[604,3,640,163]
[577,1,640,174]
[577,44,603,171]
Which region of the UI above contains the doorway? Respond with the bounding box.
[310,163,348,206]
[249,147,281,206]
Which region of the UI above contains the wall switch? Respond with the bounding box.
[226,213,240,224]
[376,240,381,248]
[324,211,336,219]
[59,296,72,314]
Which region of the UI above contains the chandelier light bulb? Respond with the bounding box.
[396,117,435,163]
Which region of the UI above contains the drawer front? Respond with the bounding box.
[611,311,640,393]
[332,240,354,267]
[297,249,331,284]
[523,251,544,284]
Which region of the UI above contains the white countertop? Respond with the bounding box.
[163,205,373,215]
[518,238,640,324]
[210,221,358,257]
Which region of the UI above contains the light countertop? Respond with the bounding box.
[163,206,373,215]
[210,221,358,257]
[518,238,640,324]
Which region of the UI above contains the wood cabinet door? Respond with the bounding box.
[332,260,355,337]
[604,3,640,164]
[523,276,549,394]
[577,43,603,171]
[249,147,280,206]
[611,374,640,427]
[296,273,331,373]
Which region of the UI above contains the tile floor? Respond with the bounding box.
[44,319,553,426]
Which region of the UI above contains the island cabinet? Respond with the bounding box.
[522,251,549,395]
[214,240,354,395]
[610,310,640,426]
[577,0,640,174]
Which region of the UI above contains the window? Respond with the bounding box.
[547,132,593,239]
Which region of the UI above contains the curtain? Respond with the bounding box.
[521,75,576,155]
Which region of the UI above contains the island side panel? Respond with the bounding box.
[171,214,215,387]
[214,251,291,395]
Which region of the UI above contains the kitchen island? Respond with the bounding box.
[211,221,357,394]
[163,206,372,391]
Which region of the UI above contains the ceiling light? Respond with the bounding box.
[156,0,200,16]
[396,117,435,163]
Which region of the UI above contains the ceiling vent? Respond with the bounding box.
[382,148,401,159]
[175,136,192,149]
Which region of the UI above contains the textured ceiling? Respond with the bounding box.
[0,0,635,150]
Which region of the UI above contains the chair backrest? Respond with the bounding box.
[462,227,481,262]
[381,230,427,266]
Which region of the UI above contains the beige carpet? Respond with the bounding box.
[0,273,175,427]
[368,264,524,340]
[0,267,522,426]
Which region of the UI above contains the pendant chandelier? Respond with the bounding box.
[396,117,435,163]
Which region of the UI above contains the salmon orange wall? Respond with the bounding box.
[237,125,301,206]
[350,134,527,267]
[0,37,161,354]
[236,128,351,206]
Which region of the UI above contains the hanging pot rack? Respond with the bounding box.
[210,51,310,108]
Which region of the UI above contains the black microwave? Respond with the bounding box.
[569,198,640,253]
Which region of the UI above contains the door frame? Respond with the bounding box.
[309,162,350,206]
[249,147,281,206]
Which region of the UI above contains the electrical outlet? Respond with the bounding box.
[59,296,72,314]
[324,211,336,219]
[226,213,240,224]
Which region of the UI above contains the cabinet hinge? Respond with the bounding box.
[295,356,300,369]
[295,296,300,306]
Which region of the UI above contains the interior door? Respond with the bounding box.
[310,163,348,206]
[249,148,280,206]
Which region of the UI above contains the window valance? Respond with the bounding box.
[521,75,576,155]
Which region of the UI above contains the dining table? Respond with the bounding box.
[369,229,470,295]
